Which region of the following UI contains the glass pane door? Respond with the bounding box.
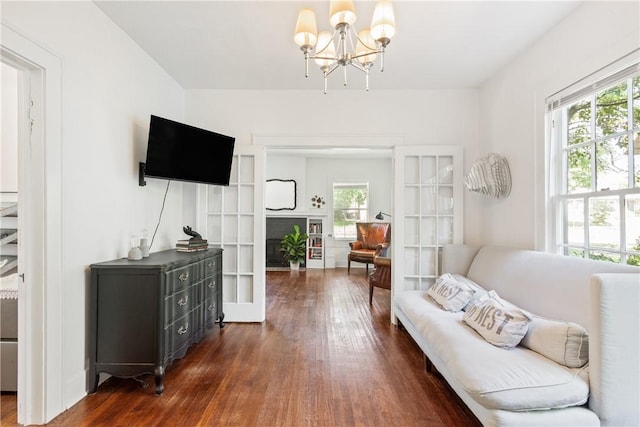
[198,146,265,322]
[393,146,463,294]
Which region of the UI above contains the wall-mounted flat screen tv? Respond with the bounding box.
[144,115,235,186]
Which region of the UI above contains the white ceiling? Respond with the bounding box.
[95,0,582,91]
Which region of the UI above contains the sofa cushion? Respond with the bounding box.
[521,316,589,368]
[395,291,590,411]
[426,273,477,312]
[463,291,532,349]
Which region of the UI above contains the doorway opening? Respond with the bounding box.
[264,146,394,273]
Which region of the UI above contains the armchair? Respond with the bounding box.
[348,222,391,274]
[368,256,391,304]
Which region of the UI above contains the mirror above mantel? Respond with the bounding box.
[265,179,297,211]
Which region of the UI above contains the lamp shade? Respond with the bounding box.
[370,0,396,43]
[294,8,318,48]
[330,0,357,27]
[356,29,378,64]
[314,32,337,67]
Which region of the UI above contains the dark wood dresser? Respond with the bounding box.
[88,248,223,394]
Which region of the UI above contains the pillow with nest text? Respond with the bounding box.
[463,291,532,349]
[426,273,477,312]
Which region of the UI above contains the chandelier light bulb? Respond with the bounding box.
[294,8,318,49]
[370,0,396,46]
[314,32,337,67]
[329,0,357,28]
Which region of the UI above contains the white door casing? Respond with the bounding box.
[1,24,64,424]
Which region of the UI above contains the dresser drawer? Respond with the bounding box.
[204,298,218,328]
[164,286,195,326]
[203,255,219,277]
[165,311,193,357]
[204,275,219,300]
[166,264,194,295]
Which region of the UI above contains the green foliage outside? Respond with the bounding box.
[589,199,614,226]
[566,77,640,264]
[567,78,640,192]
[627,236,640,266]
[333,186,369,236]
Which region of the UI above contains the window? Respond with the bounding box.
[548,60,640,265]
[333,182,369,239]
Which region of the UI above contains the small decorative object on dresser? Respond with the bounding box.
[127,235,143,260]
[89,248,224,395]
[177,225,208,252]
[139,229,150,257]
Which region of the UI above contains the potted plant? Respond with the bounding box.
[280,224,308,270]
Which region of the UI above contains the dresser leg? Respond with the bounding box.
[154,365,165,395]
[89,371,99,394]
[219,312,225,328]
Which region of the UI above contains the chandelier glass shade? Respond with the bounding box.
[294,0,396,93]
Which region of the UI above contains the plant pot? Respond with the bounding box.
[289,261,300,270]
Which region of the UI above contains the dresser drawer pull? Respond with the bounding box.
[178,272,189,282]
[177,322,189,335]
[207,261,214,268]
[208,304,215,312]
[207,281,215,289]
[177,296,189,307]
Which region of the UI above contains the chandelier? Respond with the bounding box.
[294,0,396,94]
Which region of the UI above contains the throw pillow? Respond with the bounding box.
[426,273,477,312]
[521,316,589,368]
[463,291,532,349]
[448,274,488,311]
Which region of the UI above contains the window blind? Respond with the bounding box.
[546,49,640,112]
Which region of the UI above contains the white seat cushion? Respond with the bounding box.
[395,291,589,411]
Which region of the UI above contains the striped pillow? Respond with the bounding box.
[520,317,589,368]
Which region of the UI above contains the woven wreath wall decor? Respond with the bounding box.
[311,195,326,208]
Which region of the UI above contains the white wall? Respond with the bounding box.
[185,89,483,245]
[478,1,640,250]
[2,1,186,412]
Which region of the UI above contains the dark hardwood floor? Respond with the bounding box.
[1,268,480,426]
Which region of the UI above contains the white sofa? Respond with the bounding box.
[394,244,640,426]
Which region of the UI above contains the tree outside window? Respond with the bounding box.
[554,71,640,265]
[333,182,368,239]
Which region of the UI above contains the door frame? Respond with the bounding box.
[1,24,64,425]
[256,134,404,320]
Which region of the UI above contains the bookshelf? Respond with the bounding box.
[306,217,324,269]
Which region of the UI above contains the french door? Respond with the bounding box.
[197,143,462,323]
[392,145,464,299]
[197,145,265,322]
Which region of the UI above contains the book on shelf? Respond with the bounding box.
[177,238,207,245]
[176,238,209,251]
[176,243,208,248]
[176,246,209,252]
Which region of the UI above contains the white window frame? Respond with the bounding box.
[547,52,640,264]
[332,181,369,240]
